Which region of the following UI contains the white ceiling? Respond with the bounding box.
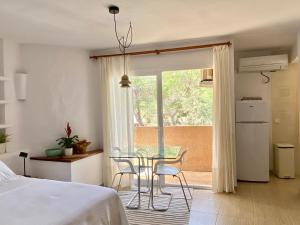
[0,0,300,51]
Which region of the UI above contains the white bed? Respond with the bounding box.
[0,161,128,225]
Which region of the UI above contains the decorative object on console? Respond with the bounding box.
[19,152,30,177]
[15,73,28,101]
[0,132,9,154]
[45,148,63,157]
[73,140,91,154]
[56,122,79,156]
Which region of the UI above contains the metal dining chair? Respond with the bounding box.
[152,149,192,211]
[111,147,149,192]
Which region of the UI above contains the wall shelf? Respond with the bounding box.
[0,77,10,81]
[0,100,9,104]
[0,124,11,129]
[0,74,11,131]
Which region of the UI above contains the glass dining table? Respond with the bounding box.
[109,147,181,210]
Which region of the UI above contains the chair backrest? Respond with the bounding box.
[178,149,187,164]
[154,149,187,172]
[135,149,148,167]
[111,147,135,173]
[112,147,121,162]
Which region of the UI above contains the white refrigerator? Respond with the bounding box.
[236,100,270,182]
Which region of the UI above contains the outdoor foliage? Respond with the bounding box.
[132,69,213,126]
[132,76,157,126]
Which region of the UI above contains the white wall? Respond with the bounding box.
[17,44,102,155]
[272,63,299,174]
[0,41,102,175]
[290,41,298,63]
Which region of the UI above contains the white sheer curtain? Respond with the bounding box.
[212,45,236,193]
[99,56,134,187]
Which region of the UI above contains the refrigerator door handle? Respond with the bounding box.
[236,121,268,124]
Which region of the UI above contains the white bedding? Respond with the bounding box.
[0,176,128,225]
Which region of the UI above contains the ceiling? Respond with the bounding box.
[0,0,300,51]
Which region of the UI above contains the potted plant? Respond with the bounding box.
[0,132,9,154]
[56,123,79,156]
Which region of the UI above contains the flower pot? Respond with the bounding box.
[64,148,73,156]
[0,143,6,154]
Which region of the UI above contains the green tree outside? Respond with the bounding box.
[132,69,213,126]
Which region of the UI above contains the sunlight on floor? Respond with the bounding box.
[165,171,212,187]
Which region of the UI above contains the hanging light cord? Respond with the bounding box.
[113,13,133,51]
[113,13,133,75]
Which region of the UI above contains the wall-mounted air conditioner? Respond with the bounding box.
[239,54,288,72]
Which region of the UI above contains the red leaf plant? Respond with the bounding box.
[56,122,79,148]
[65,122,72,138]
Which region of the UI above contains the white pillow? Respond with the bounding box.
[0,161,16,181]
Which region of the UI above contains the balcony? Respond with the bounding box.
[134,125,212,186]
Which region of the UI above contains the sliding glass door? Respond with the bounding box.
[162,69,213,187]
[132,69,213,187]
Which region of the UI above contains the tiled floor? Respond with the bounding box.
[189,176,300,225]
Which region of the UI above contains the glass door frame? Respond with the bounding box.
[156,74,165,155]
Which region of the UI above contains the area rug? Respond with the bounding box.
[119,188,192,225]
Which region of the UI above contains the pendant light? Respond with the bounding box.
[109,5,133,88]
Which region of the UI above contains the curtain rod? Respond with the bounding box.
[89,41,231,59]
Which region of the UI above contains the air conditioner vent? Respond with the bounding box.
[239,54,288,72]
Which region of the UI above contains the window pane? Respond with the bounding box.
[162,69,212,126]
[132,76,159,152]
[162,69,213,186]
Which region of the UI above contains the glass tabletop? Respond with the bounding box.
[109,146,181,160]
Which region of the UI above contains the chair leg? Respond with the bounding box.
[111,173,120,189]
[144,168,150,193]
[117,173,123,192]
[146,167,150,192]
[158,176,172,196]
[148,188,151,209]
[181,172,193,199]
[158,175,163,192]
[156,175,160,195]
[175,175,190,211]
[148,174,158,209]
[150,174,173,211]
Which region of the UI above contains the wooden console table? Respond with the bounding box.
[30,149,103,185]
